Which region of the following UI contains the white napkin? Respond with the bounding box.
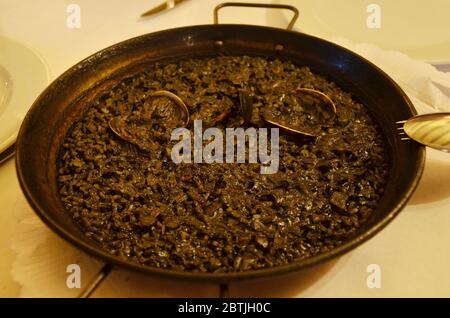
[10,39,450,297]
[330,37,450,114]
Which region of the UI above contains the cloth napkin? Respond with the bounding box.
[331,37,450,114]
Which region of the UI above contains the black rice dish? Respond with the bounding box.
[58,56,389,273]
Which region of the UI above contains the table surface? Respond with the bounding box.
[1,0,450,297]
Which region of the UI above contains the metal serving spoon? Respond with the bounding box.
[397,113,450,152]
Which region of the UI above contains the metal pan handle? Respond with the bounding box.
[213,2,299,30]
[78,263,113,298]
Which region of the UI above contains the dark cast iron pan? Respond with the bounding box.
[15,3,425,292]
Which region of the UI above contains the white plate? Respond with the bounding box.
[0,36,49,152]
[272,0,450,63]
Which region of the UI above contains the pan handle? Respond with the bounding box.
[213,2,299,30]
[78,263,113,298]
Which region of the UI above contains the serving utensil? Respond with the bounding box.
[140,0,188,17]
[0,142,15,165]
[397,113,450,152]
